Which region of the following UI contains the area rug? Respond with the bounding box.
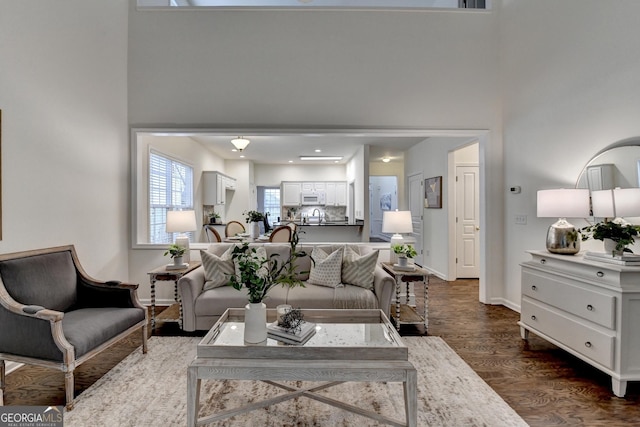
[64,336,528,426]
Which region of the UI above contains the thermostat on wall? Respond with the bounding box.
[510,186,521,194]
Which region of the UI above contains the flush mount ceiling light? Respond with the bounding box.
[382,157,391,163]
[231,137,250,152]
[299,156,343,161]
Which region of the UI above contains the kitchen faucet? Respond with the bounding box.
[311,208,323,223]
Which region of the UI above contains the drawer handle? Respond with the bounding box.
[587,304,594,311]
[540,259,547,264]
[531,285,537,291]
[585,342,592,348]
[596,271,604,278]
[531,315,537,321]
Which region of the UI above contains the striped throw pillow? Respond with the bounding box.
[342,246,379,290]
[308,247,344,288]
[201,247,235,290]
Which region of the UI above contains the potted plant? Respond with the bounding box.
[392,243,418,267]
[208,212,220,224]
[163,243,186,266]
[243,210,265,238]
[230,231,307,343]
[581,219,640,255]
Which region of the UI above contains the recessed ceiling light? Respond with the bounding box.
[239,155,245,158]
[288,160,293,163]
[382,157,391,163]
[315,149,322,153]
[299,156,343,161]
[231,148,238,152]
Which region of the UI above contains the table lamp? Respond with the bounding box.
[382,210,413,263]
[537,189,590,255]
[592,188,640,219]
[166,210,197,263]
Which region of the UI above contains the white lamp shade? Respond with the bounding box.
[591,189,615,218]
[612,188,640,218]
[166,210,197,233]
[592,188,640,218]
[536,189,590,218]
[382,210,413,234]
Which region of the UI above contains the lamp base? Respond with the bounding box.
[546,218,580,255]
[175,235,190,264]
[389,233,404,264]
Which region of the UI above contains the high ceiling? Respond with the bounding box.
[190,134,428,165]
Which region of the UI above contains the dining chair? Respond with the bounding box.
[204,225,222,243]
[225,221,246,237]
[285,222,297,233]
[269,225,292,242]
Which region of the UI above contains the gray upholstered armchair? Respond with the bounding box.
[0,245,148,410]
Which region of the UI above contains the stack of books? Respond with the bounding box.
[267,320,316,345]
[583,251,640,266]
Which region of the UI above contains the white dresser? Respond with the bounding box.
[520,250,640,397]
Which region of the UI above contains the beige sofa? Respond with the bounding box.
[178,243,395,331]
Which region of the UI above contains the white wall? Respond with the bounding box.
[406,137,479,281]
[254,164,346,186]
[0,1,129,278]
[500,0,640,307]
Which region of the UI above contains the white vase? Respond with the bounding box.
[398,256,408,267]
[604,238,623,256]
[250,221,260,239]
[173,256,184,266]
[244,302,267,343]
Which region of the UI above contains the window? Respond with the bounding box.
[149,151,194,244]
[258,186,281,224]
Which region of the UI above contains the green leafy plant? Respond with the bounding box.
[209,212,220,219]
[243,210,265,223]
[391,243,418,258]
[163,243,186,259]
[581,220,640,253]
[230,231,307,303]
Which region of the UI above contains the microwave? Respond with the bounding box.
[301,192,325,205]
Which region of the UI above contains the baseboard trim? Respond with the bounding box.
[6,361,22,375]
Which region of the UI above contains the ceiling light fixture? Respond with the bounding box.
[299,156,343,161]
[382,157,391,163]
[231,137,250,152]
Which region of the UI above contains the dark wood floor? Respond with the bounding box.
[4,278,640,425]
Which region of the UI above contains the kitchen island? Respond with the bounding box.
[273,221,364,242]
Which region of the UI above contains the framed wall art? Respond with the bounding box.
[424,176,442,209]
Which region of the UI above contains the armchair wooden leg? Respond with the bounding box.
[0,359,5,406]
[65,371,74,411]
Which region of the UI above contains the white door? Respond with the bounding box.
[408,173,424,266]
[455,165,480,278]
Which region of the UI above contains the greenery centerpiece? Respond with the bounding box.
[581,219,640,255]
[243,210,266,239]
[230,231,307,342]
[208,212,220,224]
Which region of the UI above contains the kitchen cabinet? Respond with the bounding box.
[282,182,302,206]
[203,171,236,205]
[301,182,326,192]
[519,250,640,397]
[325,182,347,206]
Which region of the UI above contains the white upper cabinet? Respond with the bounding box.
[325,181,347,206]
[282,182,302,206]
[203,171,236,205]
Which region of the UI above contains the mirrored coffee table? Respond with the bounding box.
[187,308,417,427]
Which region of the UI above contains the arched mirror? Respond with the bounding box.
[576,138,640,191]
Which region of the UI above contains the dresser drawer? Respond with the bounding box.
[525,253,622,288]
[522,268,616,329]
[521,298,615,369]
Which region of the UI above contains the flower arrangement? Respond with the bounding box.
[243,210,265,223]
[230,231,307,303]
[391,243,418,258]
[163,243,186,259]
[208,212,220,223]
[581,219,640,253]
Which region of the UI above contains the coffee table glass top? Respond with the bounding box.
[197,309,407,360]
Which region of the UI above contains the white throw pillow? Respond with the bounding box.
[308,247,344,288]
[342,246,379,290]
[201,247,235,290]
